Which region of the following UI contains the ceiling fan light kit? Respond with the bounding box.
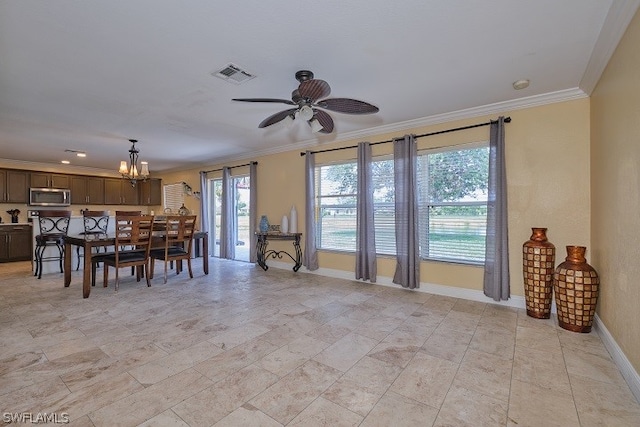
[233,70,379,134]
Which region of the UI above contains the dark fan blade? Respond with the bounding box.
[313,109,334,133]
[298,79,331,102]
[258,108,298,128]
[233,98,296,106]
[315,98,379,114]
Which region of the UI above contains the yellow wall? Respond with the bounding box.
[591,9,640,373]
[161,98,591,297]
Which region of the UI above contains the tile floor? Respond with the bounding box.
[1,259,639,426]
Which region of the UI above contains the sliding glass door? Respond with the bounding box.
[209,174,251,261]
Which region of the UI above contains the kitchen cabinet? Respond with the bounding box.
[30,172,70,189]
[0,169,28,203]
[104,178,139,205]
[0,224,32,262]
[138,179,162,205]
[71,176,105,205]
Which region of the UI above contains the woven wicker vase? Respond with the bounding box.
[553,246,600,333]
[522,228,556,319]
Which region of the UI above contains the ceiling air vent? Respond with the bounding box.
[212,63,256,85]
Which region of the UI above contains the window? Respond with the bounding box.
[315,159,396,253]
[314,142,488,264]
[316,163,357,251]
[163,182,184,213]
[417,143,489,263]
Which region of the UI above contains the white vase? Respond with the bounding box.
[281,215,289,233]
[289,205,297,233]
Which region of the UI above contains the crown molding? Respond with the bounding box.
[198,88,588,171]
[580,0,640,95]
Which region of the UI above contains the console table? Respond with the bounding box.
[255,232,302,272]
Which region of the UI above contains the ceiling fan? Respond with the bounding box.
[232,70,379,134]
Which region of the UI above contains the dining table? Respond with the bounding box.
[64,231,208,298]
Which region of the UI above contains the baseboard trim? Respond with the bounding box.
[268,261,526,309]
[594,314,640,403]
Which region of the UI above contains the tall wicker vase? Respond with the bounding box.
[553,246,600,333]
[522,228,556,319]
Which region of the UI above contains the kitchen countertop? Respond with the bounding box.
[0,223,32,226]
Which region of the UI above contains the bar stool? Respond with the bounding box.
[34,210,71,279]
[76,210,110,270]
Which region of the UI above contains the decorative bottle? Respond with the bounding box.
[553,246,599,333]
[281,215,289,233]
[289,205,298,233]
[522,227,555,319]
[259,215,269,233]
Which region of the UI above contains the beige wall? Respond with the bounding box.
[161,98,591,297]
[591,9,640,373]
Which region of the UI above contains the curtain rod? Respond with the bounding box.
[201,161,258,174]
[299,116,511,156]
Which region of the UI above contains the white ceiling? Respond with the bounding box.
[1,0,638,174]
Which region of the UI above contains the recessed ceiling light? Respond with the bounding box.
[513,79,530,90]
[61,160,70,164]
[76,152,86,157]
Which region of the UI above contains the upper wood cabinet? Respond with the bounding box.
[71,176,105,205]
[0,169,28,203]
[138,179,162,206]
[104,178,140,205]
[30,172,70,189]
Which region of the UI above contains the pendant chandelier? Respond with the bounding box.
[118,139,149,186]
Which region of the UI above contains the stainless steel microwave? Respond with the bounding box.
[29,187,71,206]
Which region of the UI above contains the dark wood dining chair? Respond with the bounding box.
[77,210,110,270]
[34,210,71,279]
[149,215,197,284]
[100,214,154,291]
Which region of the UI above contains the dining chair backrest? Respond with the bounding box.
[163,215,197,249]
[82,210,110,235]
[37,210,72,237]
[114,214,154,254]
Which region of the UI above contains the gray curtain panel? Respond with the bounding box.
[220,166,235,260]
[199,171,211,256]
[249,162,257,263]
[303,150,319,270]
[356,142,377,282]
[393,135,420,289]
[483,117,510,301]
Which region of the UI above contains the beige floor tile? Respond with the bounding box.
[172,364,279,426]
[421,327,473,363]
[255,335,330,377]
[88,368,213,427]
[138,409,190,427]
[570,375,640,426]
[512,345,572,394]
[250,360,342,425]
[288,396,363,426]
[563,345,628,387]
[469,324,516,359]
[360,390,439,427]
[3,259,638,427]
[515,324,562,354]
[435,385,508,426]
[128,340,222,385]
[313,332,379,372]
[508,378,580,427]
[453,349,512,402]
[213,404,283,427]
[390,351,458,408]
